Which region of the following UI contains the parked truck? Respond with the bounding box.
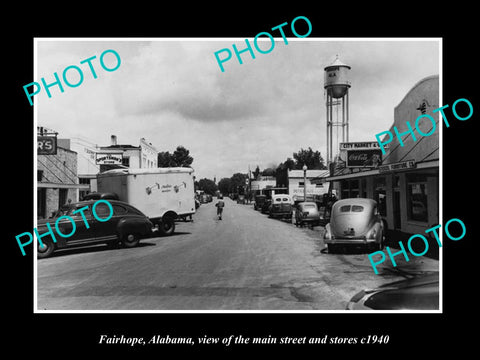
[96,167,196,236]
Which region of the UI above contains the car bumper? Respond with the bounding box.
[270,212,292,218]
[297,218,319,223]
[324,238,378,245]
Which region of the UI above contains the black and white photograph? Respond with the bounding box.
[8,6,477,356]
[33,38,441,311]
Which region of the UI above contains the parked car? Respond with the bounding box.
[346,273,439,310]
[237,194,246,204]
[254,195,267,211]
[37,200,153,259]
[324,198,384,253]
[269,194,293,219]
[261,199,272,214]
[294,202,320,227]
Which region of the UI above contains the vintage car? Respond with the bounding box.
[346,273,439,310]
[261,199,272,214]
[37,200,153,259]
[269,194,293,219]
[294,201,321,227]
[254,194,267,211]
[323,198,384,253]
[237,194,246,204]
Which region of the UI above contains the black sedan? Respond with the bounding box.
[37,200,153,259]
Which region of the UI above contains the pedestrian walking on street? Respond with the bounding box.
[215,196,225,220]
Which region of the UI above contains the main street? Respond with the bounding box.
[37,198,438,311]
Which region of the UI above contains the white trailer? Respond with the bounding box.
[96,167,196,235]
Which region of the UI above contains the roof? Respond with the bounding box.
[99,167,195,176]
[394,74,439,111]
[324,55,351,70]
[100,144,141,150]
[288,169,330,178]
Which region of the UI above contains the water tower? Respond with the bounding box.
[324,55,351,167]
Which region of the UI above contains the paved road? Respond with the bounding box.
[37,198,439,311]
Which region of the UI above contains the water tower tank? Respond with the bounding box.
[324,56,351,98]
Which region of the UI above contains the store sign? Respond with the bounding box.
[37,136,57,155]
[340,141,382,150]
[378,160,416,173]
[340,142,383,168]
[345,149,383,168]
[95,153,123,165]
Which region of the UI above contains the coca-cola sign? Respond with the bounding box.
[346,149,382,168]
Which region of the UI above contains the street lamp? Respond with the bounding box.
[302,164,307,202]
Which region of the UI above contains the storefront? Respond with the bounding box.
[325,75,439,236]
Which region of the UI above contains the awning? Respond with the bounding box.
[322,159,439,182]
[37,182,90,190]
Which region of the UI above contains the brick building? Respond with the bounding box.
[37,143,83,219]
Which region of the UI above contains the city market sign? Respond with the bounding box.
[378,160,416,173]
[95,153,123,165]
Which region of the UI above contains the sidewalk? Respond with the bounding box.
[385,230,440,260]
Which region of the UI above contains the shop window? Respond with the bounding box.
[37,188,46,219]
[122,156,130,167]
[58,189,68,208]
[340,179,359,199]
[407,176,428,222]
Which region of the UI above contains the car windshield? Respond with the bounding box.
[340,205,351,212]
[352,205,364,212]
[303,204,316,208]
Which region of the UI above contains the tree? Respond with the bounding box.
[218,177,232,195]
[197,178,218,195]
[230,173,247,194]
[158,145,194,167]
[260,167,276,177]
[293,147,326,170]
[275,157,295,188]
[173,146,193,167]
[157,151,175,167]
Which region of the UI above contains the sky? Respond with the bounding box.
[36,38,440,180]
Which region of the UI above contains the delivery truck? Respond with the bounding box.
[96,167,196,236]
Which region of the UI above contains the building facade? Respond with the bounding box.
[37,144,83,219]
[67,137,100,199]
[288,169,330,202]
[325,75,439,235]
[250,176,277,194]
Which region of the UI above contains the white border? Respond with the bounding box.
[33,37,442,314]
